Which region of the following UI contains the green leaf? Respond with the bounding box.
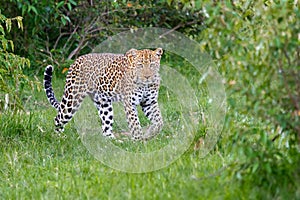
[0,25,4,35]
[2,37,7,51]
[69,0,77,6]
[57,1,64,9]
[67,3,72,11]
[15,16,23,31]
[9,40,14,52]
[31,6,38,15]
[167,0,173,6]
[21,5,27,16]
[252,162,259,173]
[5,18,12,32]
[61,16,67,26]
[64,16,71,23]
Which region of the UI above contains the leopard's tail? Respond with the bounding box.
[44,65,60,111]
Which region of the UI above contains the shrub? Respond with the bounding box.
[0,11,40,111]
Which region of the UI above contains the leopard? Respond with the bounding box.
[44,48,164,140]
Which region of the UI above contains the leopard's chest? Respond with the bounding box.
[95,85,154,106]
[130,86,156,105]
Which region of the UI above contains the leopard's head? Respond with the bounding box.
[125,48,163,84]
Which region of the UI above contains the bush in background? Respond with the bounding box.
[195,1,299,197]
[0,12,40,111]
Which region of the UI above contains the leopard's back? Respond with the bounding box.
[66,53,126,93]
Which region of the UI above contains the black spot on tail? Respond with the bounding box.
[44,65,60,110]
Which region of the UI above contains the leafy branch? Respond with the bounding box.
[0,13,40,111]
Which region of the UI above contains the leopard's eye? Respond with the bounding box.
[137,63,143,68]
[150,63,156,68]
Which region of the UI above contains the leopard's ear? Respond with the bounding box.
[125,48,138,57]
[155,48,163,57]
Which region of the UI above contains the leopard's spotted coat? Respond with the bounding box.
[44,48,163,140]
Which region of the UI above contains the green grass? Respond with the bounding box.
[0,114,234,199]
[0,110,231,199]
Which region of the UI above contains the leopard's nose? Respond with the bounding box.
[144,75,151,79]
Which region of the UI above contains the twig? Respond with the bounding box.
[159,23,183,38]
[45,36,59,66]
[159,20,201,38]
[63,25,79,50]
[67,36,86,60]
[54,28,70,50]
[67,16,105,59]
[87,27,105,35]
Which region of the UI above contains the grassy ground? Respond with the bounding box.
[0,115,236,200]
[0,113,233,199]
[0,98,233,199]
[1,59,299,199]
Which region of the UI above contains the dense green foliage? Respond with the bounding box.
[197,1,300,197]
[0,0,299,199]
[2,0,203,67]
[0,11,40,110]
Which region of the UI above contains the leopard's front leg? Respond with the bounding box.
[123,98,143,140]
[141,100,163,140]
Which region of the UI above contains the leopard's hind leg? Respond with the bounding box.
[54,83,87,133]
[92,95,115,138]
